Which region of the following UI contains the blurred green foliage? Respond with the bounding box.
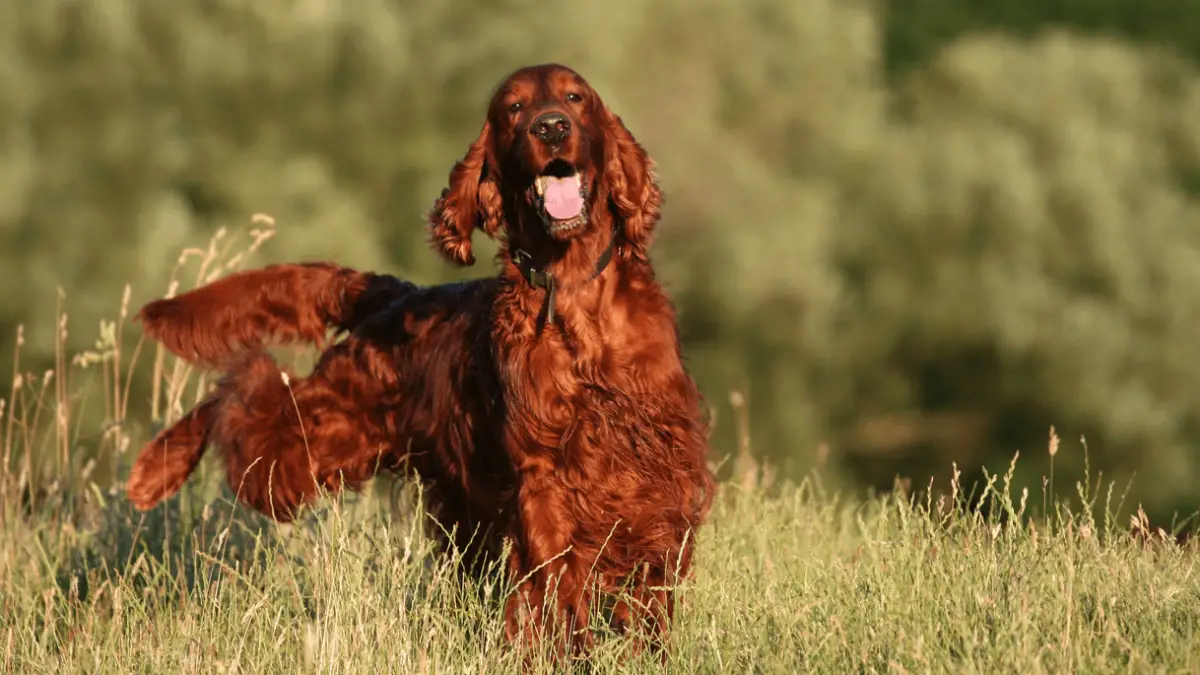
[886,0,1200,76]
[2,0,1200,523]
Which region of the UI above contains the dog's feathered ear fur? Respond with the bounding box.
[428,120,504,266]
[600,108,663,254]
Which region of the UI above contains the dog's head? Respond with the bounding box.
[428,64,662,266]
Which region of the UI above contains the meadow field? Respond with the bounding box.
[1,227,1198,674]
[3,437,1198,673]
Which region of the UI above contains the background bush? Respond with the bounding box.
[2,0,1200,526]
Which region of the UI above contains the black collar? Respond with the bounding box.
[511,226,618,324]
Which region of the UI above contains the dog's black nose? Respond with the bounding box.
[529,112,571,145]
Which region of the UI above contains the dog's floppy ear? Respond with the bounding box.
[600,108,663,254]
[428,120,504,266]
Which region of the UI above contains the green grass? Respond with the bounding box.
[1,225,1199,674]
[2,457,1199,674]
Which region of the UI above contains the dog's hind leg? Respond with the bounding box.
[126,398,219,511]
[206,345,399,522]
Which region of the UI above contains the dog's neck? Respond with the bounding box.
[503,211,622,325]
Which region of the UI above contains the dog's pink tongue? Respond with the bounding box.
[544,175,583,220]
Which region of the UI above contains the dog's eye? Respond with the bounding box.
[508,102,523,115]
[565,93,583,103]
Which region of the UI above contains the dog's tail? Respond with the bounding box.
[129,263,408,515]
[137,262,413,367]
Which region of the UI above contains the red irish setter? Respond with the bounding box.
[126,64,714,654]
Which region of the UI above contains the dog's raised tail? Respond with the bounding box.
[137,262,412,367]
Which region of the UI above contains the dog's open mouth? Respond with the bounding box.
[531,159,588,235]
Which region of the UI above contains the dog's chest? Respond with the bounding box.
[500,333,639,436]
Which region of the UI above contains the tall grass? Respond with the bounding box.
[1,224,1198,673]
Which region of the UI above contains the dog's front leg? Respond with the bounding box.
[503,473,591,659]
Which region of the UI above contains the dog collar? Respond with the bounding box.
[512,226,618,325]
